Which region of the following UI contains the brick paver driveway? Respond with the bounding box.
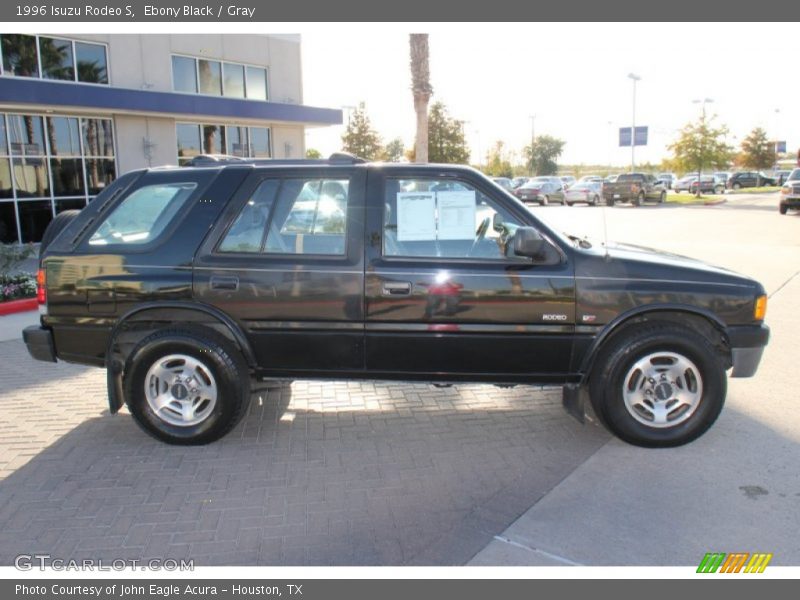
[0,337,609,565]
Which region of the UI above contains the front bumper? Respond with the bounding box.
[779,196,800,208]
[727,324,769,377]
[22,325,57,363]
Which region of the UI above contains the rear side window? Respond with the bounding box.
[219,177,349,256]
[88,183,196,246]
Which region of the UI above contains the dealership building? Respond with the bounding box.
[0,33,341,243]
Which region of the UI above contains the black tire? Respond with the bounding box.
[779,204,788,215]
[714,185,723,195]
[592,195,600,206]
[39,209,81,256]
[588,323,727,448]
[659,191,666,203]
[733,182,741,190]
[566,201,573,206]
[124,328,251,445]
[606,197,615,207]
[633,191,644,207]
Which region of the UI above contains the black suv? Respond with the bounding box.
[24,154,769,448]
[726,171,776,190]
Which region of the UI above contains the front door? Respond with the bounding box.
[194,168,366,375]
[364,170,576,383]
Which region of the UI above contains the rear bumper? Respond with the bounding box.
[727,324,769,378]
[22,325,57,363]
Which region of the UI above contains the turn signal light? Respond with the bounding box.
[754,294,767,321]
[36,269,46,305]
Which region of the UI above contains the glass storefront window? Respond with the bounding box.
[0,115,7,155]
[55,198,88,213]
[39,37,75,81]
[7,115,45,156]
[246,66,268,100]
[223,63,245,98]
[0,202,19,243]
[176,124,201,165]
[172,56,197,93]
[202,124,224,154]
[226,126,248,157]
[82,118,114,157]
[74,41,108,84]
[51,158,85,197]
[0,159,12,199]
[198,59,222,95]
[1,34,38,77]
[249,127,271,158]
[17,200,53,243]
[12,157,50,198]
[47,117,81,156]
[85,158,115,196]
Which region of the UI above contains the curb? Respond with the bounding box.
[0,298,38,316]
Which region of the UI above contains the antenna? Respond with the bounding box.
[601,200,611,261]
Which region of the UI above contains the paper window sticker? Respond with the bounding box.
[396,192,437,241]
[436,191,476,240]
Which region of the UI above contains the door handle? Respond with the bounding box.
[382,281,412,296]
[210,276,239,291]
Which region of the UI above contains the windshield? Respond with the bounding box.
[788,169,800,181]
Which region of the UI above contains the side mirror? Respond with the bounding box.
[513,227,545,258]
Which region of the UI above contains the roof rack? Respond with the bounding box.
[182,152,366,167]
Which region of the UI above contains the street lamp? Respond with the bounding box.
[529,115,536,175]
[627,73,640,171]
[692,98,714,196]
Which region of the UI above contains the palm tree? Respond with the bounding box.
[409,34,433,164]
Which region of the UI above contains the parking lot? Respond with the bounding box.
[1,192,799,566]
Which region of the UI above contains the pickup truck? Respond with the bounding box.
[602,173,667,206]
[24,154,769,448]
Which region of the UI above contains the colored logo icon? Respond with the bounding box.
[697,552,772,573]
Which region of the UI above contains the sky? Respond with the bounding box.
[301,23,799,168]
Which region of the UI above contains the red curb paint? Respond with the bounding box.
[0,297,38,316]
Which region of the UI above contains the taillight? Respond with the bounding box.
[36,269,46,305]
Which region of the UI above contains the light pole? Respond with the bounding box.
[529,115,536,175]
[692,98,713,196]
[627,73,640,172]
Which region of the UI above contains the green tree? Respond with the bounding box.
[383,138,405,162]
[341,102,383,160]
[483,141,513,177]
[427,102,470,164]
[524,135,565,175]
[738,127,776,170]
[305,148,322,159]
[668,115,733,194]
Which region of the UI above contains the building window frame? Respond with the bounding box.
[176,121,273,164]
[0,34,110,86]
[170,52,269,101]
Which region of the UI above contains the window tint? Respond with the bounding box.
[198,59,222,95]
[245,66,268,100]
[223,63,245,98]
[265,179,349,255]
[383,178,523,260]
[218,180,280,253]
[39,37,74,81]
[89,183,196,246]
[1,35,38,77]
[172,56,197,93]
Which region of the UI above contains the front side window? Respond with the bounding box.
[383,178,523,260]
[89,183,196,246]
[218,178,349,256]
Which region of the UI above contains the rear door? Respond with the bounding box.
[364,168,576,382]
[194,167,366,375]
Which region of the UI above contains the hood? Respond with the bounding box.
[591,240,758,287]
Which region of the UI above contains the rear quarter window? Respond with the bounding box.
[88,183,197,246]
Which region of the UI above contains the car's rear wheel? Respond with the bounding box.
[592,195,600,206]
[659,191,666,203]
[566,201,574,206]
[606,197,615,207]
[588,323,726,447]
[633,191,644,207]
[124,328,251,445]
[714,185,724,195]
[733,182,741,190]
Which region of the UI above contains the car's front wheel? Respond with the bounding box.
[588,323,726,447]
[124,328,251,445]
[779,204,788,215]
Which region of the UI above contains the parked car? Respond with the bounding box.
[673,175,698,194]
[565,181,602,206]
[657,173,678,189]
[714,172,731,184]
[511,177,529,189]
[779,168,800,215]
[24,153,769,448]
[491,177,513,191]
[602,173,667,206]
[690,176,726,195]
[578,175,604,183]
[560,175,576,189]
[772,170,792,186]
[513,178,566,205]
[604,174,620,183]
[726,171,776,190]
